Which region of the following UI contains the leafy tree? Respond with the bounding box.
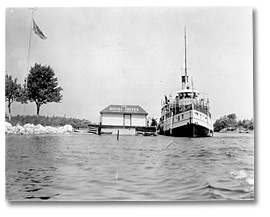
[238,118,254,130]
[26,63,63,116]
[5,73,24,121]
[214,113,254,132]
[227,113,237,127]
[213,116,227,132]
[213,113,238,132]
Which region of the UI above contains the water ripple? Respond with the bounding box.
[6,133,254,201]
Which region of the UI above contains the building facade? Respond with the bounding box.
[100,105,148,127]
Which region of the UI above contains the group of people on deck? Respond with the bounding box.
[164,92,198,105]
[178,92,198,100]
[147,117,157,127]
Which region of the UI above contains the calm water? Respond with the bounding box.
[6,133,254,201]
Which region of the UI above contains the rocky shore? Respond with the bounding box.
[5,122,73,135]
[219,127,253,134]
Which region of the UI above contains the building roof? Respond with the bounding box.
[100,105,148,115]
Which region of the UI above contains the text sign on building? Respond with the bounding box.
[109,106,139,113]
[101,105,148,115]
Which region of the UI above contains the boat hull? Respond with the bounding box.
[159,123,213,137]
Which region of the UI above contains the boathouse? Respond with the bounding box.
[100,105,148,127]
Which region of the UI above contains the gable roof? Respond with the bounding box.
[100,105,148,115]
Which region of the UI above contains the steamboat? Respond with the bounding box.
[158,27,213,137]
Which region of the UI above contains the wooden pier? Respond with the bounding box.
[87,124,157,136]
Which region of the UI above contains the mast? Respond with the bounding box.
[181,26,188,89]
[184,26,187,87]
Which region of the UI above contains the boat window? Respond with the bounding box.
[185,93,189,98]
[179,93,183,99]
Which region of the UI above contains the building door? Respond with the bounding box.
[124,114,131,126]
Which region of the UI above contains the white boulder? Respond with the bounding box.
[5,122,12,129]
[23,123,35,134]
[63,124,73,132]
[5,122,12,134]
[23,123,35,128]
[57,127,65,134]
[6,122,73,135]
[34,124,46,134]
[15,124,25,134]
[44,126,57,134]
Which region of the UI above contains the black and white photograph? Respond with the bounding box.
[5,7,254,201]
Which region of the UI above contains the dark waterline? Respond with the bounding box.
[6,133,254,201]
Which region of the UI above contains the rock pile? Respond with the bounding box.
[5,122,73,135]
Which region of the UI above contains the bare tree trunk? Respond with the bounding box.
[8,101,11,121]
[36,102,40,116]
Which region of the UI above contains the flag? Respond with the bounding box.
[32,19,47,39]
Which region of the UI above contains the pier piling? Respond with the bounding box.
[117,130,119,140]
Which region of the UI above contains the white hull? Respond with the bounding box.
[159,108,213,137]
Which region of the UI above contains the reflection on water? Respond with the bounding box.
[6,133,254,201]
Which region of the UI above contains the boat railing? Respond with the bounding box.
[161,97,211,118]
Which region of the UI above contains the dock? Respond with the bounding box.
[87,124,157,136]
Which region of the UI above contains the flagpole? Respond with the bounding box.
[26,8,36,83]
[23,8,36,115]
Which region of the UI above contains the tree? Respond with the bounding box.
[5,73,23,121]
[213,113,238,132]
[26,63,63,116]
[227,113,237,127]
[213,116,228,132]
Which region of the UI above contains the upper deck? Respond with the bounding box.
[161,89,211,118]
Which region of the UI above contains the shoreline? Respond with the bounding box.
[218,127,253,134]
[6,122,253,136]
[5,122,73,135]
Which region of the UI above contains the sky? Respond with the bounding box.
[5,7,253,122]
